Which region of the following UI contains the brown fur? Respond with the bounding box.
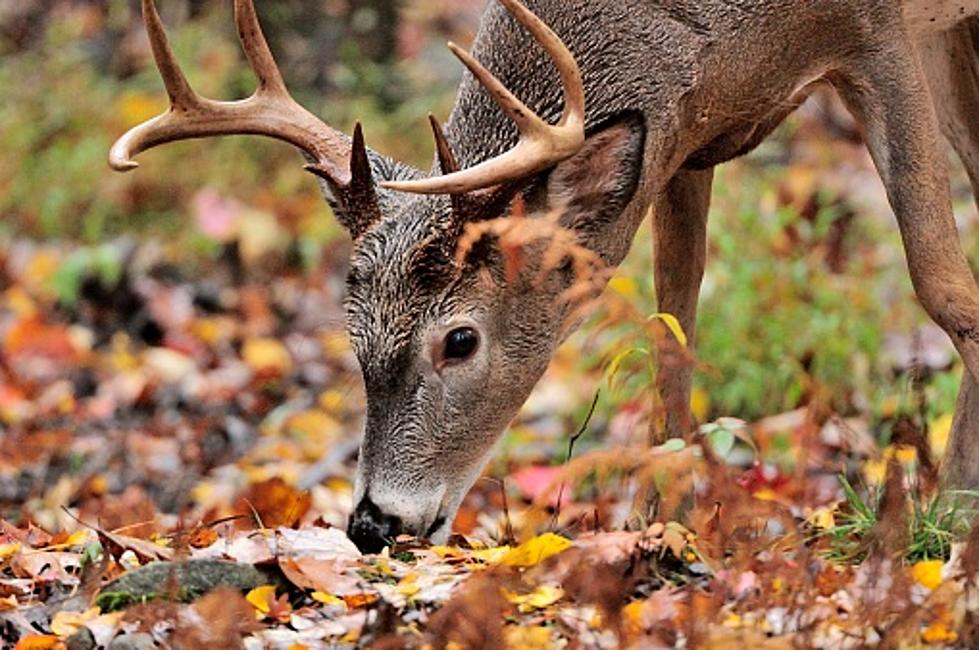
[341,1,979,548]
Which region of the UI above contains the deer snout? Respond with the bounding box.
[347,495,403,554]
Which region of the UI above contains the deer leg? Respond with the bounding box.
[652,168,713,444]
[835,36,979,489]
[918,19,979,489]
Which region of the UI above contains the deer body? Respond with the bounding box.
[112,0,979,553]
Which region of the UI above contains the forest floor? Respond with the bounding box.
[2,216,979,649]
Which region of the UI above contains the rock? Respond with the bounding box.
[66,628,96,650]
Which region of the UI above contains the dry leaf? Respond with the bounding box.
[500,533,572,567]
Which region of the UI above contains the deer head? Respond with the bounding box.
[111,0,646,552]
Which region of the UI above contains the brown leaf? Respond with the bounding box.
[279,556,361,595]
[234,478,311,529]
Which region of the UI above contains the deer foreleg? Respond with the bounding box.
[652,168,713,444]
[836,35,979,489]
[919,19,979,490]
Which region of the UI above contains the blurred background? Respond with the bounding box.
[1,0,978,538]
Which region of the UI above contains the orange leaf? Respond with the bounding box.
[15,635,66,650]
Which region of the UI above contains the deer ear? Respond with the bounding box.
[540,112,645,251]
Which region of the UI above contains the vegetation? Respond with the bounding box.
[2,1,979,648]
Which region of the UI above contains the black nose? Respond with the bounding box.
[347,496,403,554]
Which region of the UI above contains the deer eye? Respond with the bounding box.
[443,327,479,362]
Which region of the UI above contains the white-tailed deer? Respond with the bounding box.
[111,0,979,553]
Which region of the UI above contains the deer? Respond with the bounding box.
[110,0,979,553]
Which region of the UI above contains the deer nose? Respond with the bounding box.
[348,496,403,554]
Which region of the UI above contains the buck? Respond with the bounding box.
[111,0,979,553]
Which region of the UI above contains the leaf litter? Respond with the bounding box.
[3,94,979,647]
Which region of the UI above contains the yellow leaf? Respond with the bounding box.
[505,625,554,649]
[88,474,108,496]
[50,607,100,637]
[505,584,564,612]
[430,545,466,559]
[894,445,917,465]
[690,387,710,423]
[311,591,345,607]
[862,458,887,486]
[396,573,421,597]
[608,276,639,301]
[500,533,572,567]
[753,488,777,501]
[243,338,293,375]
[649,312,688,347]
[929,413,953,458]
[622,600,645,635]
[0,542,21,560]
[246,585,277,617]
[471,546,511,564]
[806,506,836,530]
[911,560,944,590]
[605,347,649,389]
[65,530,91,547]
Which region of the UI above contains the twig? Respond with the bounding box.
[551,389,600,529]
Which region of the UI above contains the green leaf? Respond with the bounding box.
[708,427,735,458]
[657,439,686,453]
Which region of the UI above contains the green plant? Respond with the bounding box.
[819,473,979,563]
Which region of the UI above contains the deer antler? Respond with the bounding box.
[109,0,357,187]
[382,0,586,196]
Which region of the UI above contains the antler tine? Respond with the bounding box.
[109,0,353,184]
[428,114,460,174]
[382,0,585,196]
[142,0,199,109]
[233,0,288,95]
[446,42,549,138]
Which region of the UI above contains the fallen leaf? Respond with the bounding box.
[311,591,346,607]
[50,607,100,637]
[501,533,572,567]
[246,584,278,619]
[279,556,361,595]
[0,542,22,560]
[342,592,379,609]
[911,560,944,590]
[236,478,311,528]
[505,625,554,649]
[922,605,958,644]
[506,584,564,612]
[276,527,361,560]
[14,635,65,650]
